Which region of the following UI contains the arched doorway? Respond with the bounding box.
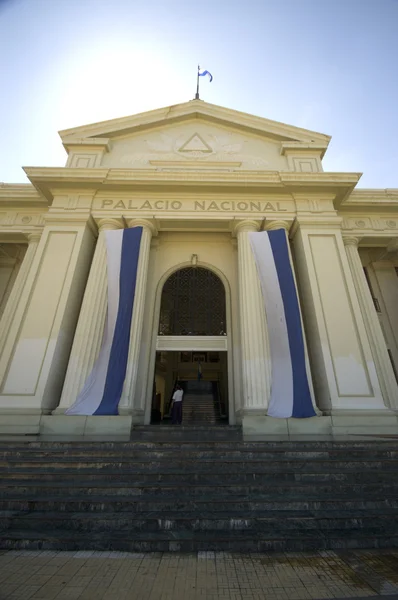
[151,266,230,425]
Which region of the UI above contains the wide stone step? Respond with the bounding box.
[2,472,398,490]
[2,457,398,470]
[2,469,396,483]
[3,511,398,534]
[2,475,398,491]
[1,528,397,552]
[1,440,397,451]
[1,495,397,512]
[0,442,398,460]
[3,448,398,459]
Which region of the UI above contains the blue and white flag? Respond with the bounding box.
[198,67,213,82]
[249,229,316,419]
[66,227,142,416]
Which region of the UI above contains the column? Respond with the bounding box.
[0,233,41,359]
[119,218,157,415]
[234,220,269,412]
[344,236,398,410]
[56,218,124,412]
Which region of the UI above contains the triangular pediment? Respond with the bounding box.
[59,100,330,146]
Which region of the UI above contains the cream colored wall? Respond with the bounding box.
[100,120,289,171]
[0,244,26,318]
[136,231,240,424]
[359,249,398,375]
[0,222,95,414]
[292,225,385,412]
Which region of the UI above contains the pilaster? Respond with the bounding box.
[343,236,398,410]
[291,219,386,412]
[56,218,124,413]
[0,216,96,415]
[0,233,41,360]
[119,218,158,416]
[234,219,269,413]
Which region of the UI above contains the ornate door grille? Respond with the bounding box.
[159,267,226,336]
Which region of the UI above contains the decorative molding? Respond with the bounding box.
[149,160,242,168]
[59,99,331,146]
[156,335,228,352]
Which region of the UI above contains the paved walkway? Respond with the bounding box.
[0,549,398,600]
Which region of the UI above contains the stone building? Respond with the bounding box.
[1,99,397,437]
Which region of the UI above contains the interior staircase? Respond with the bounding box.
[0,430,398,552]
[183,393,217,424]
[181,380,222,424]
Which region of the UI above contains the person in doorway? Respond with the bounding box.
[171,385,184,425]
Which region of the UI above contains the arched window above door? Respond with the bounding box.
[158,267,226,336]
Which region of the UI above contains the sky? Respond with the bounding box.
[0,0,397,187]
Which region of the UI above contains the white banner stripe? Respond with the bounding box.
[249,231,294,418]
[66,230,123,415]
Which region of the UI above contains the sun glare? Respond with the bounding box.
[54,40,187,130]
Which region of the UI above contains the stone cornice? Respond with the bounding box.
[22,167,361,203]
[59,99,331,145]
[62,137,111,155]
[0,183,48,207]
[340,189,398,210]
[280,141,329,159]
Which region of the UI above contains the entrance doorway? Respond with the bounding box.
[151,350,228,424]
[148,264,233,425]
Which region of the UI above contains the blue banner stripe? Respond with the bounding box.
[268,229,315,418]
[94,227,143,415]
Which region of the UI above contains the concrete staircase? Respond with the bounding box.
[1,431,398,552]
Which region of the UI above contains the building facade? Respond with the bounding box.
[1,100,398,437]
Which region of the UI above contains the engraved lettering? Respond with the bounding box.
[128,200,138,209]
[276,202,287,212]
[264,202,276,211]
[114,200,126,209]
[171,201,182,210]
[194,201,206,211]
[250,202,261,212]
[154,201,164,209]
[101,200,113,208]
[220,202,231,210]
[237,202,248,211]
[208,201,220,211]
[140,201,153,210]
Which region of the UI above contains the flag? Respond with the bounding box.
[197,362,202,381]
[249,229,316,419]
[198,67,213,82]
[66,227,142,415]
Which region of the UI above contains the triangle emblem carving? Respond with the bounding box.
[178,133,213,154]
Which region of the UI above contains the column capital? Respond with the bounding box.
[343,236,360,248]
[265,220,291,232]
[97,218,124,232]
[232,219,261,236]
[127,218,158,236]
[26,232,42,244]
[387,238,398,254]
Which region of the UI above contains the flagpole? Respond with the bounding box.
[195,65,200,99]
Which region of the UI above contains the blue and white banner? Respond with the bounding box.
[66,227,142,416]
[249,229,316,419]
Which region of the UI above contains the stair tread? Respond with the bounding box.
[4,509,398,518]
[3,529,398,541]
